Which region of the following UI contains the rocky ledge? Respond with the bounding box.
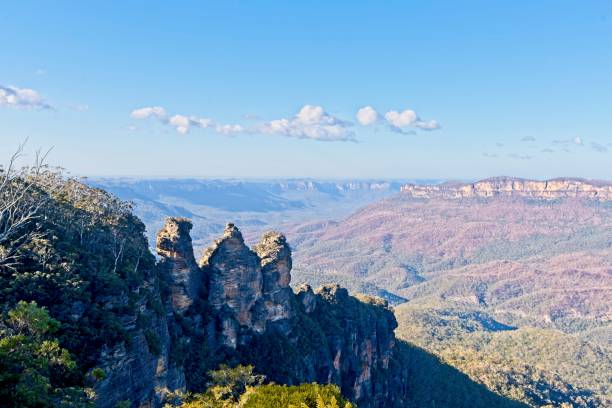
[401,177,612,201]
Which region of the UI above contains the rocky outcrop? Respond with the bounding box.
[93,309,185,408]
[199,223,263,347]
[254,231,294,329]
[302,285,402,405]
[156,218,202,314]
[87,217,411,407]
[152,220,409,408]
[401,177,612,201]
[296,283,317,313]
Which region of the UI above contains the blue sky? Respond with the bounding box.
[1,1,611,179]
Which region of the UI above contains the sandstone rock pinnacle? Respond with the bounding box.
[200,223,263,339]
[156,217,202,314]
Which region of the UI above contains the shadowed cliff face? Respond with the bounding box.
[297,284,399,404]
[155,219,409,408]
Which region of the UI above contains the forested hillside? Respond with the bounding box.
[288,181,612,407]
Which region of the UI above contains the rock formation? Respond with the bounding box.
[156,218,202,314]
[199,223,263,347]
[254,231,294,329]
[299,285,403,405]
[148,218,409,407]
[401,177,612,201]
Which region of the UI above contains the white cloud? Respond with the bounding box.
[130,106,213,135]
[0,85,51,109]
[382,108,440,132]
[169,114,215,134]
[216,124,244,135]
[356,106,379,125]
[260,105,354,141]
[131,106,167,120]
[414,119,441,131]
[384,109,417,128]
[169,114,191,134]
[130,103,440,141]
[131,106,241,135]
[520,136,536,142]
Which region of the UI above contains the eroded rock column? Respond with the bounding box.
[156,217,202,314]
[199,224,263,345]
[253,231,294,332]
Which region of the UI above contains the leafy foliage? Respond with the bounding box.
[175,365,352,408]
[242,383,352,408]
[0,165,161,405]
[0,301,92,407]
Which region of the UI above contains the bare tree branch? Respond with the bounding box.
[0,141,53,270]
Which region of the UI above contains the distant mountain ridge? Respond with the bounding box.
[91,178,413,213]
[89,178,438,249]
[401,177,612,201]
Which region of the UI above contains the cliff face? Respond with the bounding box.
[93,303,185,408]
[148,219,408,408]
[401,177,612,200]
[93,222,189,408]
[296,285,405,405]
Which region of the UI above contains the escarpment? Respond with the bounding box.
[401,177,612,200]
[149,219,409,408]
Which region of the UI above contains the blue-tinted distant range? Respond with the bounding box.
[90,177,433,249]
[1,1,611,179]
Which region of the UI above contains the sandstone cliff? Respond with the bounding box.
[401,177,612,200]
[150,219,408,408]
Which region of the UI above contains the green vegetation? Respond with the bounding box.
[395,305,611,407]
[242,384,352,408]
[0,301,92,407]
[174,365,352,408]
[0,158,159,406]
[0,171,157,368]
